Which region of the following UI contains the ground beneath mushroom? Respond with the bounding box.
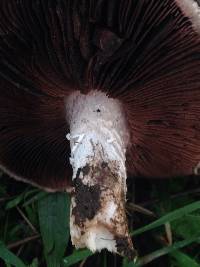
[0,173,200,267]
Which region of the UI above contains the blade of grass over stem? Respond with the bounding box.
[0,241,26,267]
[63,249,93,267]
[132,201,200,236]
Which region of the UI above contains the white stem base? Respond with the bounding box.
[65,91,134,258]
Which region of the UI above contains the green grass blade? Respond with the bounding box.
[0,241,26,267]
[170,250,200,267]
[23,191,47,207]
[28,258,39,267]
[5,194,25,210]
[126,235,200,267]
[132,201,200,236]
[62,249,93,267]
[172,214,200,241]
[38,192,70,267]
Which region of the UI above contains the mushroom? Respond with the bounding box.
[0,0,200,259]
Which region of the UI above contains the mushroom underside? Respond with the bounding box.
[0,0,200,258]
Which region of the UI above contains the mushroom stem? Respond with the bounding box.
[66,91,135,258]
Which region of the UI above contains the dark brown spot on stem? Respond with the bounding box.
[82,164,90,176]
[72,176,101,226]
[101,161,108,169]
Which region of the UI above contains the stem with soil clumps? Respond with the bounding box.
[66,91,135,259]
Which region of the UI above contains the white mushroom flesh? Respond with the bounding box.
[65,91,134,258]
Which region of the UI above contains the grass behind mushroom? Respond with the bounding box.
[0,173,200,267]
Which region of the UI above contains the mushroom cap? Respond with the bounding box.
[0,0,200,190]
